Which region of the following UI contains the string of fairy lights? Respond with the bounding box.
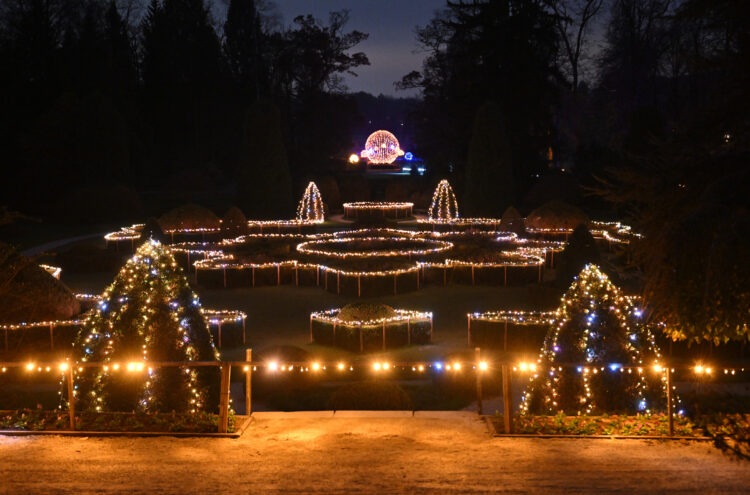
[427,179,460,221]
[519,265,671,416]
[4,358,745,377]
[296,181,325,223]
[310,308,432,327]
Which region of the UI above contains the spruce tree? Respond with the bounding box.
[73,239,220,413]
[521,264,669,415]
[465,101,515,216]
[237,100,293,218]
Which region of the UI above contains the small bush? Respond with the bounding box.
[337,303,397,323]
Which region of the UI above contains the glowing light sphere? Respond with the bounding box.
[296,181,325,222]
[360,130,404,164]
[428,179,460,221]
[348,153,360,164]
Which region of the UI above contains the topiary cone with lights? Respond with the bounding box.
[72,239,220,413]
[428,179,459,221]
[520,264,671,415]
[297,181,325,222]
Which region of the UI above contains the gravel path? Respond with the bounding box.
[1,412,747,494]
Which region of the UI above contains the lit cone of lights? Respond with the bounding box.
[428,180,459,221]
[296,181,325,222]
[520,264,670,415]
[72,239,220,413]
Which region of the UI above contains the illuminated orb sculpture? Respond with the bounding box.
[348,153,360,164]
[296,181,325,222]
[428,180,460,221]
[360,130,405,164]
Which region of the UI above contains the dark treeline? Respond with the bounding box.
[0,0,370,220]
[400,0,749,342]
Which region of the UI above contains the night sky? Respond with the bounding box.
[272,0,446,96]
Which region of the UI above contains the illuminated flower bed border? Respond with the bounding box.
[296,236,453,258]
[194,255,422,296]
[309,308,433,352]
[0,304,246,351]
[343,201,413,220]
[466,310,557,348]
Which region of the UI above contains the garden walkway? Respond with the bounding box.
[0,411,747,493]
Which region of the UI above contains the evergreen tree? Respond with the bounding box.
[140,0,224,173]
[555,223,600,288]
[224,0,266,104]
[73,240,220,413]
[236,100,293,218]
[521,264,669,415]
[465,102,514,216]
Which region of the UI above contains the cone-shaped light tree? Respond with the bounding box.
[296,181,325,222]
[521,265,670,415]
[428,179,460,221]
[73,239,220,413]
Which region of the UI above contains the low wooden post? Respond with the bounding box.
[218,364,231,434]
[4,329,7,351]
[467,315,471,346]
[359,323,363,353]
[471,266,475,285]
[49,325,54,350]
[277,265,281,285]
[245,349,252,416]
[475,347,483,415]
[309,315,314,343]
[666,366,674,436]
[217,322,222,348]
[358,275,361,297]
[502,364,512,433]
[332,322,336,346]
[242,317,246,345]
[504,321,508,352]
[429,315,433,343]
[66,366,75,430]
[316,266,320,286]
[337,272,340,295]
[382,322,386,350]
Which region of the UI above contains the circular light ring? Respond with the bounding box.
[361,130,404,164]
[296,236,453,258]
[343,202,414,209]
[311,308,431,327]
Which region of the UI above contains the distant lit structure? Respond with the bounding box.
[360,130,405,164]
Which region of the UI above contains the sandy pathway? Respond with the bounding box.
[1,412,748,494]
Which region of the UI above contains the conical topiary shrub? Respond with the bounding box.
[296,181,325,222]
[520,264,668,415]
[73,239,220,413]
[428,179,459,221]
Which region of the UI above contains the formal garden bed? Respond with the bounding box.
[0,409,236,434]
[487,413,749,458]
[310,303,432,352]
